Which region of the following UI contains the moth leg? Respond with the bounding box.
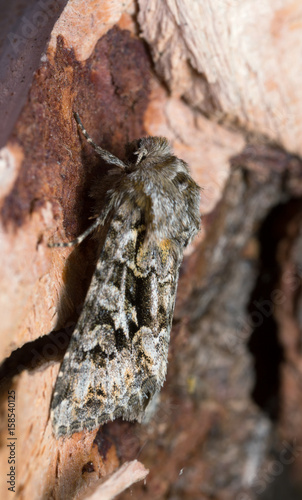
[74,112,126,169]
[48,217,100,248]
[48,208,111,248]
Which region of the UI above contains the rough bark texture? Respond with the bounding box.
[138,0,302,155]
[0,0,302,499]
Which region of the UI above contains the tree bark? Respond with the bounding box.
[0,1,302,499]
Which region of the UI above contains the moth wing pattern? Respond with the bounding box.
[51,121,200,437]
[52,206,181,436]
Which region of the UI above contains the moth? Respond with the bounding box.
[51,113,200,437]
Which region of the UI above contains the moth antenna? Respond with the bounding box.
[134,147,148,165]
[74,112,126,170]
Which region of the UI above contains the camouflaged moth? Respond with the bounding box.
[50,113,200,436]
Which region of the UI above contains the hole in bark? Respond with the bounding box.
[248,198,302,420]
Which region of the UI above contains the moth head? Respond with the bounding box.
[125,137,172,169]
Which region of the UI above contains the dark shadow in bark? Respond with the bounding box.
[248,199,302,420]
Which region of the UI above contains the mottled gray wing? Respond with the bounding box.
[51,203,181,437]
